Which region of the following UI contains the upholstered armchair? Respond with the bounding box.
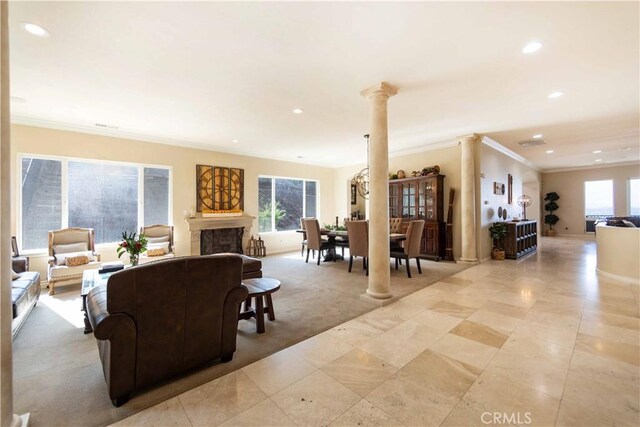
[346,220,368,275]
[48,227,101,295]
[390,220,425,278]
[303,218,335,265]
[138,224,175,264]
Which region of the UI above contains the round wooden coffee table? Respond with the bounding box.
[239,278,281,334]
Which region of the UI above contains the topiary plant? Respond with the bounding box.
[544,192,560,233]
[489,222,508,250]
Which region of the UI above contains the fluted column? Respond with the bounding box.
[459,133,480,264]
[361,82,398,299]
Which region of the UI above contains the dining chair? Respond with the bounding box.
[299,217,311,257]
[303,218,335,265]
[390,220,425,278]
[346,220,368,275]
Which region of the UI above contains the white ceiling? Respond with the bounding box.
[9,1,640,170]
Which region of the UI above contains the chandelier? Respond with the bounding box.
[352,134,370,199]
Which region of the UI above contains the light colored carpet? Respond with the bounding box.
[13,251,467,427]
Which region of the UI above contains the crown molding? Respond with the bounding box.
[389,139,459,159]
[481,136,540,172]
[542,161,640,174]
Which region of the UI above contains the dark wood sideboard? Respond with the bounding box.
[504,220,537,259]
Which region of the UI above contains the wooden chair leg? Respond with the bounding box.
[301,244,304,257]
[366,257,369,276]
[348,255,353,272]
[416,258,422,274]
[405,256,412,278]
[306,248,310,263]
[395,258,399,270]
[317,250,322,265]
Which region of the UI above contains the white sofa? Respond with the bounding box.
[596,224,640,284]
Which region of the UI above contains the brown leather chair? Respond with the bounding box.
[346,220,368,275]
[86,254,248,407]
[390,220,425,278]
[303,218,335,265]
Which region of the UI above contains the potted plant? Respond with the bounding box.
[489,222,507,260]
[544,192,560,236]
[117,231,148,266]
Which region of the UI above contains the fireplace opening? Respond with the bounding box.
[200,227,244,255]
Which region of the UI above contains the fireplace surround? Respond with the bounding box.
[186,213,256,256]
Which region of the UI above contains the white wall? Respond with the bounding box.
[11,124,336,278]
[541,163,640,236]
[334,144,463,259]
[477,143,541,261]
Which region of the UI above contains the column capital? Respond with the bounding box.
[458,133,483,145]
[360,81,399,99]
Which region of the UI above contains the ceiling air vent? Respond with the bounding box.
[518,139,546,148]
[95,123,119,130]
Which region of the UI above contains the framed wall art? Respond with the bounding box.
[196,164,244,212]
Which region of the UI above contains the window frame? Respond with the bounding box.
[17,153,173,254]
[583,179,614,218]
[258,175,320,234]
[628,177,640,216]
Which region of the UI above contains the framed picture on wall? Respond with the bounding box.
[493,182,505,195]
[508,174,513,204]
[351,184,357,205]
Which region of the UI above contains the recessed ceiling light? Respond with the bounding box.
[595,159,602,162]
[545,150,554,154]
[592,150,602,154]
[548,91,564,99]
[532,134,543,139]
[232,139,239,143]
[297,156,304,159]
[10,96,26,103]
[522,41,542,54]
[292,108,304,114]
[21,22,49,37]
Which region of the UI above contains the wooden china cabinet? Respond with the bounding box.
[389,174,446,261]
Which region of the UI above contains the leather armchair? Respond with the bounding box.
[86,254,248,407]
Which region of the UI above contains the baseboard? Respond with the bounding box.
[596,267,640,286]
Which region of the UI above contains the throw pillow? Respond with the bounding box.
[147,248,165,257]
[11,269,20,280]
[147,242,170,254]
[147,236,170,244]
[53,242,89,255]
[621,220,637,228]
[66,255,90,267]
[55,250,96,266]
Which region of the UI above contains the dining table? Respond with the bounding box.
[296,228,406,262]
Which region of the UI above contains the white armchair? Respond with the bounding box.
[47,227,101,295]
[138,224,175,264]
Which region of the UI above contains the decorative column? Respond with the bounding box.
[459,133,480,264]
[1,3,28,425]
[360,82,398,299]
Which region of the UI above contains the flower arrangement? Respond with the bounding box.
[117,231,148,266]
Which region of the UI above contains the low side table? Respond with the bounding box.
[238,278,281,334]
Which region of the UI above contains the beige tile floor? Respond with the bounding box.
[113,237,640,426]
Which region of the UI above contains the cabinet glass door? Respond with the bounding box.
[421,179,435,219]
[389,184,399,218]
[402,183,416,218]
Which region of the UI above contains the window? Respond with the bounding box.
[21,158,62,250]
[19,155,171,250]
[258,176,318,232]
[584,180,614,217]
[629,178,640,215]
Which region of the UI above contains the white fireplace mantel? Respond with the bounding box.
[186,213,256,255]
